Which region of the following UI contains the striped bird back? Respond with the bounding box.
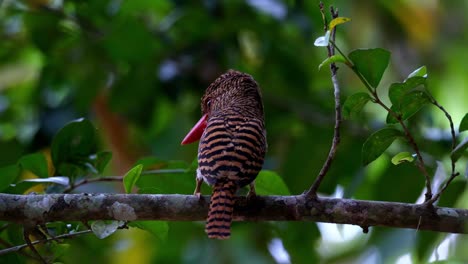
[198,110,266,239]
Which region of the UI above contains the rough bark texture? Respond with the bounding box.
[0,193,466,233]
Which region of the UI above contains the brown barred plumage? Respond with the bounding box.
[181,70,267,239]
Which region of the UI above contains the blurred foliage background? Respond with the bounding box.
[0,0,467,263]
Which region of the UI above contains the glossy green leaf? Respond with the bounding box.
[407,66,427,79]
[342,92,372,119]
[388,76,426,106]
[91,220,124,239]
[362,128,404,166]
[391,152,414,165]
[255,170,290,195]
[0,165,20,192]
[19,153,49,178]
[451,137,468,162]
[318,54,347,71]
[386,90,430,124]
[51,118,97,174]
[123,164,143,194]
[329,17,351,30]
[459,113,468,133]
[399,90,431,120]
[348,48,391,88]
[314,30,331,47]
[129,221,168,241]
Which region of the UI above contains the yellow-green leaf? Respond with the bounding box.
[391,152,414,165]
[318,54,346,71]
[329,17,351,30]
[255,170,290,195]
[123,164,143,194]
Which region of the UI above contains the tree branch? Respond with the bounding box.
[0,194,466,234]
[306,4,342,198]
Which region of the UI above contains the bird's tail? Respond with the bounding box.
[205,181,237,239]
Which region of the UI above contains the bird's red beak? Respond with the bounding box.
[181,114,208,145]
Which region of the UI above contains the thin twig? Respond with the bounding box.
[63,169,188,193]
[306,4,341,198]
[63,176,122,193]
[0,230,92,256]
[426,98,459,204]
[23,230,47,264]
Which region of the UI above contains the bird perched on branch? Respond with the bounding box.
[181,70,267,239]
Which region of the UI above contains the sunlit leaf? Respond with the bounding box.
[362,128,404,166]
[348,48,391,88]
[91,220,124,239]
[255,170,290,195]
[314,30,331,47]
[342,92,372,119]
[19,153,49,178]
[406,66,427,79]
[318,54,346,71]
[123,164,143,194]
[129,221,168,241]
[391,152,414,165]
[459,113,468,133]
[21,176,70,186]
[451,137,468,162]
[0,165,20,192]
[329,17,351,30]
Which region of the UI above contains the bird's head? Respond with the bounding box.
[181,70,263,145]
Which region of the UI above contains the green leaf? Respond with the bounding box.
[51,118,98,175]
[399,90,431,120]
[342,92,372,119]
[91,220,124,239]
[136,160,193,194]
[451,137,468,162]
[391,152,414,165]
[329,17,351,30]
[318,55,346,71]
[255,170,290,195]
[19,153,49,178]
[459,113,468,133]
[0,165,20,192]
[93,151,112,174]
[348,48,391,88]
[407,66,427,79]
[129,221,168,241]
[386,90,430,124]
[388,76,426,106]
[362,128,404,166]
[314,30,331,47]
[123,164,143,194]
